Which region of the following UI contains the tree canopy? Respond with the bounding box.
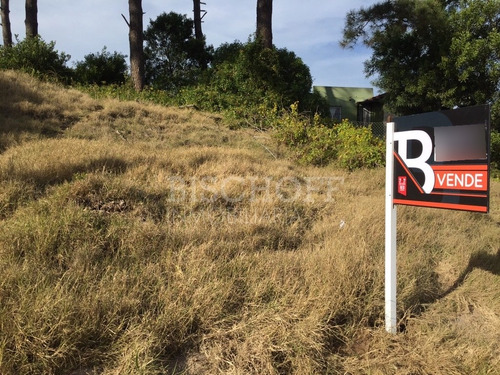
[144,12,211,91]
[341,0,500,127]
[74,47,127,85]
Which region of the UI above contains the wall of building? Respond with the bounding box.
[313,86,374,122]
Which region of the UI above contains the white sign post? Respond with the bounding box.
[385,121,397,334]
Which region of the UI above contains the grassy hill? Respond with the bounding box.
[0,70,499,375]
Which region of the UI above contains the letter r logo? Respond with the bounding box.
[394,130,435,194]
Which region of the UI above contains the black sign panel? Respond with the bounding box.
[393,105,490,213]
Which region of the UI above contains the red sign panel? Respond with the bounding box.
[393,105,490,213]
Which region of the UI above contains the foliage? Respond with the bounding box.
[440,0,500,113]
[0,36,71,81]
[73,47,127,85]
[211,41,244,65]
[491,130,500,177]
[341,0,500,129]
[274,102,337,165]
[76,82,177,108]
[77,75,378,171]
[334,119,385,170]
[178,40,329,127]
[274,102,384,169]
[144,12,212,91]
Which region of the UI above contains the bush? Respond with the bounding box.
[0,36,71,81]
[274,103,384,169]
[178,40,329,127]
[274,103,335,165]
[74,47,127,85]
[335,120,385,170]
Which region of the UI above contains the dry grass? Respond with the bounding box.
[0,70,499,374]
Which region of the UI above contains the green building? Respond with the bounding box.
[313,86,385,125]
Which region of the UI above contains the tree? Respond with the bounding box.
[1,0,12,47]
[341,0,500,122]
[25,0,38,38]
[128,0,144,91]
[204,41,314,109]
[144,12,211,91]
[74,47,128,85]
[441,1,500,110]
[256,0,273,48]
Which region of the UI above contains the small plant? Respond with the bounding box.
[274,103,336,165]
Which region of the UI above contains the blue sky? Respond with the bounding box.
[6,0,379,89]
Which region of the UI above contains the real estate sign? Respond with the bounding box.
[392,105,490,213]
[384,105,491,334]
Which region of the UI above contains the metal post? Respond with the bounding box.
[385,121,397,334]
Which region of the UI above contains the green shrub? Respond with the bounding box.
[177,40,328,127]
[274,102,310,148]
[274,103,384,169]
[74,47,127,85]
[335,120,385,170]
[0,36,71,81]
[274,103,335,165]
[77,82,176,106]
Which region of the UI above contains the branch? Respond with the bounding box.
[121,13,130,27]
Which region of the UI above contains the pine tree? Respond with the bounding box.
[1,0,13,47]
[128,0,145,91]
[25,0,38,38]
[256,0,272,48]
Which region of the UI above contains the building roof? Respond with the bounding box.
[357,93,387,105]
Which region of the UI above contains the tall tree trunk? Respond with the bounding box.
[256,0,272,48]
[128,0,145,91]
[193,0,203,42]
[193,0,208,69]
[1,0,12,47]
[25,0,38,38]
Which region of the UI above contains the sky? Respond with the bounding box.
[6,0,380,89]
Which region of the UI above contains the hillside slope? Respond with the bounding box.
[0,71,499,375]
